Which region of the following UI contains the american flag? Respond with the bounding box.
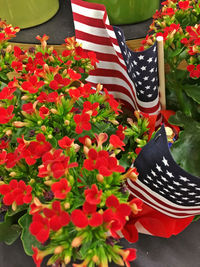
[71,0,162,124]
[127,125,200,218]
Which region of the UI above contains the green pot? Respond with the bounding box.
[83,0,160,25]
[0,0,59,29]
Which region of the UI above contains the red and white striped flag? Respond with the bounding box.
[71,0,162,123]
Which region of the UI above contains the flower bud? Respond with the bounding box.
[71,236,83,248]
[85,137,92,148]
[21,95,29,100]
[5,129,12,136]
[64,120,70,125]
[9,172,16,177]
[41,125,46,132]
[83,146,89,156]
[64,202,70,209]
[54,246,64,255]
[12,121,29,128]
[64,256,71,265]
[109,119,119,125]
[96,174,104,183]
[92,255,99,263]
[50,108,58,114]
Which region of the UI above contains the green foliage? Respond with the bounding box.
[18,213,43,256]
[0,214,21,245]
[169,111,200,177]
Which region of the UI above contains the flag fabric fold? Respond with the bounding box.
[127,125,200,218]
[71,0,161,124]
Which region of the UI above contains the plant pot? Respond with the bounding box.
[83,0,160,25]
[0,0,59,29]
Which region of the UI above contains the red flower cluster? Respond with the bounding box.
[103,195,132,238]
[84,148,125,176]
[38,149,78,179]
[0,180,32,206]
[30,201,70,242]
[187,64,200,78]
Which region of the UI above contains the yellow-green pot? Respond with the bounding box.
[83,0,160,25]
[0,0,59,29]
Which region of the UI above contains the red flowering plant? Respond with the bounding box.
[138,0,200,178]
[0,21,153,267]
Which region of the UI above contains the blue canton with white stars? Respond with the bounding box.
[134,125,200,207]
[113,26,159,102]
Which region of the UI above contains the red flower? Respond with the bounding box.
[39,149,78,179]
[87,51,99,66]
[29,133,52,158]
[103,195,132,238]
[83,101,99,116]
[43,201,70,231]
[5,149,21,168]
[0,150,7,165]
[39,106,49,119]
[79,83,96,98]
[104,89,122,114]
[74,113,91,134]
[67,68,81,80]
[84,184,102,205]
[84,149,125,176]
[96,156,125,177]
[161,7,175,16]
[187,64,200,78]
[22,102,34,114]
[0,86,16,100]
[29,213,50,243]
[83,201,97,214]
[58,136,74,149]
[32,247,44,267]
[49,80,59,90]
[179,1,192,10]
[21,75,44,94]
[116,125,127,141]
[51,178,71,199]
[109,134,125,151]
[0,140,9,149]
[71,209,88,228]
[0,105,14,124]
[88,212,103,227]
[121,248,137,267]
[11,61,23,72]
[0,179,32,206]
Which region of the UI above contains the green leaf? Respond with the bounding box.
[169,112,200,177]
[18,213,43,256]
[0,216,21,245]
[183,84,200,104]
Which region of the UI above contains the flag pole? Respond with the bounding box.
[157,36,166,110]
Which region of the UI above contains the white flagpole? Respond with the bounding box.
[157,36,166,110]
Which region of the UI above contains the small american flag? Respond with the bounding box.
[127,125,200,218]
[71,0,162,124]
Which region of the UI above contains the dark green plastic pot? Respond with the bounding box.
[0,0,59,29]
[84,0,160,25]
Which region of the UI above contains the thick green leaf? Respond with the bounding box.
[18,213,42,256]
[183,84,200,104]
[169,112,200,177]
[0,216,21,245]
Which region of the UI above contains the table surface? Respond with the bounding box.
[0,220,200,267]
[11,0,157,45]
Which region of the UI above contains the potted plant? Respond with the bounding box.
[0,20,154,267]
[137,0,200,178]
[0,0,59,29]
[83,0,160,25]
